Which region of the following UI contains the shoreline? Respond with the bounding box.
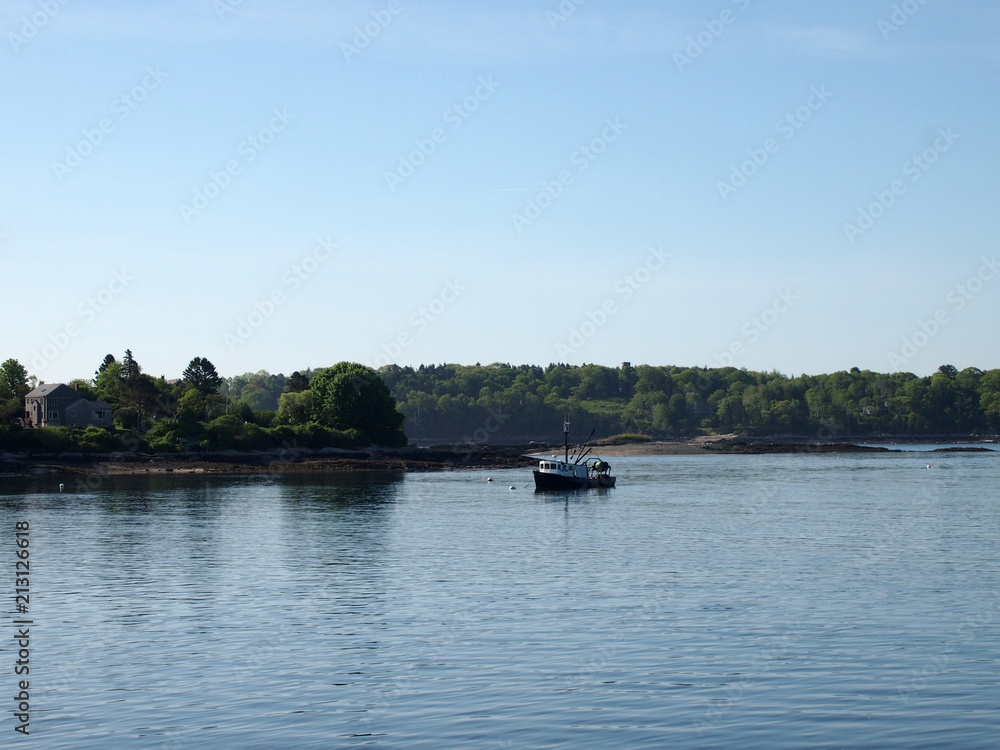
[588,435,999,456]
[0,445,535,479]
[2,436,996,478]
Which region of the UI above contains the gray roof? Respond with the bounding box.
[25,383,78,399]
[67,398,111,411]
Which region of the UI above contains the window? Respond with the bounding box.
[69,410,77,418]
[94,411,107,420]
[50,410,59,420]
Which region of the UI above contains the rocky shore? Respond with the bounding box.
[589,434,998,456]
[0,444,538,478]
[2,436,994,478]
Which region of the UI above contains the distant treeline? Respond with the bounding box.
[6,356,998,452]
[373,363,1000,442]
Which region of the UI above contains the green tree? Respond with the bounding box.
[96,352,159,429]
[176,387,207,425]
[120,349,141,381]
[0,358,31,426]
[95,353,116,378]
[94,361,125,405]
[119,375,159,430]
[276,390,314,425]
[978,370,1000,433]
[67,379,98,401]
[227,371,286,411]
[309,362,406,446]
[284,371,310,393]
[183,357,223,395]
[0,359,30,401]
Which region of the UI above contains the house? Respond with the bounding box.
[24,384,113,429]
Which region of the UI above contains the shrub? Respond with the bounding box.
[79,426,123,452]
[251,410,277,429]
[148,437,182,453]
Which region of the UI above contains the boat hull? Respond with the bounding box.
[533,470,616,491]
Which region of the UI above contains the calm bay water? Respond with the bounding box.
[2,449,999,748]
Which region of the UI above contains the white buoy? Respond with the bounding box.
[927,464,931,469]
[487,477,493,482]
[59,483,65,492]
[509,485,516,490]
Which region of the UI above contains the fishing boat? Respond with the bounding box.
[531,421,616,490]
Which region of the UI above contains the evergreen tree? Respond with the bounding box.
[120,349,141,380]
[183,357,223,395]
[284,371,310,393]
[95,353,116,378]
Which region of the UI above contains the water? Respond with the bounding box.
[859,442,999,452]
[2,450,999,748]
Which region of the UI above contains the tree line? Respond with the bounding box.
[380,362,1000,442]
[0,353,405,453]
[3,356,998,453]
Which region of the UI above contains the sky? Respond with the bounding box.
[3,0,999,383]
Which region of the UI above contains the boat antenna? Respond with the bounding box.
[573,428,596,465]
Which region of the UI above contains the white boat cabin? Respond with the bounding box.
[537,459,588,479]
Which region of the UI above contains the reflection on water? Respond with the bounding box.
[2,452,999,748]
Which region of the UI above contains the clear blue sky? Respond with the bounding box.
[3,0,998,383]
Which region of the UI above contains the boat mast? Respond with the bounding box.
[563,418,569,463]
[573,428,596,465]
